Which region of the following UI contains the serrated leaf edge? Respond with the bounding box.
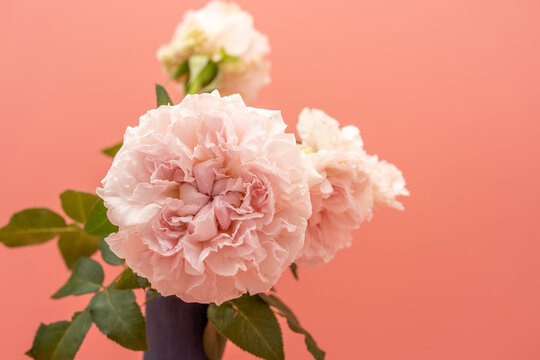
[89,289,148,351]
[208,298,284,360]
[50,310,92,360]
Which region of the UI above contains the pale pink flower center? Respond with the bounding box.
[144,149,273,258]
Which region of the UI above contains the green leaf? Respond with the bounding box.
[26,309,92,360]
[171,60,189,79]
[137,276,151,289]
[26,323,48,358]
[58,225,100,269]
[203,320,227,360]
[99,238,124,265]
[259,294,325,360]
[52,258,104,299]
[186,55,219,94]
[60,190,99,224]
[113,268,141,290]
[84,199,118,237]
[0,208,69,247]
[208,294,284,360]
[290,263,299,280]
[200,70,221,94]
[145,289,159,304]
[155,84,173,107]
[193,61,219,93]
[89,289,148,351]
[187,55,210,85]
[102,143,123,157]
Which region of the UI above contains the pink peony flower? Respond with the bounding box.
[98,92,314,304]
[295,108,409,268]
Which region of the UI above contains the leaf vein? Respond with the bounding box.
[103,290,139,342]
[234,304,280,359]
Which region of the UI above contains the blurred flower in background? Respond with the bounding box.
[157,1,270,104]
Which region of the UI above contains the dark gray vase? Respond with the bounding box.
[144,294,209,360]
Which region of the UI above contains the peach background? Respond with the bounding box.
[1,0,540,359]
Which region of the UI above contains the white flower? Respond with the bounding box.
[157,1,270,104]
[295,108,409,267]
[371,160,409,210]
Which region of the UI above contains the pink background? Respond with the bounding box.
[1,0,540,359]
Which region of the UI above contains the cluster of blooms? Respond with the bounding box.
[99,1,408,304]
[99,92,407,304]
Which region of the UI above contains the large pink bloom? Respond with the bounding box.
[295,108,408,268]
[98,92,313,304]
